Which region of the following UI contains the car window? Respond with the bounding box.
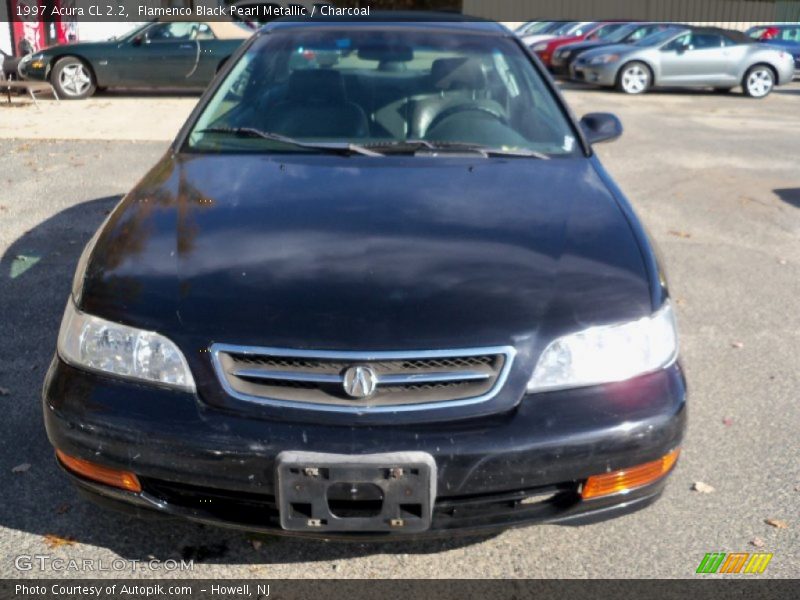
[660,33,691,51]
[626,24,666,42]
[569,23,596,36]
[590,23,628,41]
[519,22,553,35]
[187,30,579,156]
[641,29,687,48]
[550,22,578,36]
[196,23,216,41]
[146,23,199,42]
[689,34,723,49]
[778,27,800,42]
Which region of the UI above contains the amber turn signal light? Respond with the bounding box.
[581,448,680,500]
[56,450,141,493]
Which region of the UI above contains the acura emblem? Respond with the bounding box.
[342,366,378,399]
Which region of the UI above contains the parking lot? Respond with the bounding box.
[1,81,798,578]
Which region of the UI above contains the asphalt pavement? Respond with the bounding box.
[0,82,798,578]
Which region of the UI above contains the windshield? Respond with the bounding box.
[602,24,639,43]
[551,22,580,35]
[120,22,151,41]
[634,28,686,47]
[186,29,579,157]
[518,21,555,35]
[592,23,630,41]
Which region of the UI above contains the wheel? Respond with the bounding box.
[616,61,651,95]
[51,57,96,99]
[742,65,775,98]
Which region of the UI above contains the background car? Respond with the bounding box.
[514,20,560,37]
[531,21,621,68]
[571,26,795,97]
[19,19,250,99]
[550,22,681,77]
[748,23,800,78]
[520,21,587,47]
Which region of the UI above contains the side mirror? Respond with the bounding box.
[580,112,623,145]
[131,35,144,47]
[675,44,687,55]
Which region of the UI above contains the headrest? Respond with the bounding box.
[430,57,487,91]
[378,60,407,72]
[287,69,347,104]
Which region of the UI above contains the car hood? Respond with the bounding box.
[39,41,112,57]
[557,40,608,53]
[578,43,640,61]
[81,153,653,351]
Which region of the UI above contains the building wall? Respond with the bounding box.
[0,20,11,55]
[465,0,800,28]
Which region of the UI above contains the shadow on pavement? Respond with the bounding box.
[0,196,494,568]
[773,188,800,209]
[96,88,204,98]
[558,81,753,97]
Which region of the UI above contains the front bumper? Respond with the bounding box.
[43,357,686,539]
[18,57,48,81]
[550,56,573,78]
[777,58,797,85]
[570,62,619,87]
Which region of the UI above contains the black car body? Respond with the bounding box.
[43,16,686,539]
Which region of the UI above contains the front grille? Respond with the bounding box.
[140,477,576,532]
[210,345,515,412]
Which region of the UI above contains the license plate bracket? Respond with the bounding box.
[276,451,436,533]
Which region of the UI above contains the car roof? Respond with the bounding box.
[688,26,752,43]
[148,16,251,39]
[261,12,508,35]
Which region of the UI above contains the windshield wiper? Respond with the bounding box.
[196,127,383,157]
[366,139,550,159]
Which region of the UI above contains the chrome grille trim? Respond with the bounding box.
[210,344,516,414]
[230,368,492,386]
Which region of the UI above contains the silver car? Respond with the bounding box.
[571,27,795,97]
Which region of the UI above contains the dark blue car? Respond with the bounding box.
[43,15,686,539]
[748,23,800,77]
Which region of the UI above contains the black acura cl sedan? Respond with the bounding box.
[43,16,686,539]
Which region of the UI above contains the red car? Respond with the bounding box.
[746,25,781,40]
[532,22,629,67]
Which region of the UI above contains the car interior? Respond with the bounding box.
[201,36,572,153]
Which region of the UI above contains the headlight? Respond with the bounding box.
[527,301,678,393]
[532,42,548,52]
[588,53,620,65]
[57,300,195,392]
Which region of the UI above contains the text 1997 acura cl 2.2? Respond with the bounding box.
[43,16,686,538]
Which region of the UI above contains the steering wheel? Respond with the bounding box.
[425,102,508,137]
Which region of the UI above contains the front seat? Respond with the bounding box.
[266,70,369,138]
[410,57,503,139]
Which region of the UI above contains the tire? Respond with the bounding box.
[616,61,651,95]
[742,64,775,98]
[51,57,96,99]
